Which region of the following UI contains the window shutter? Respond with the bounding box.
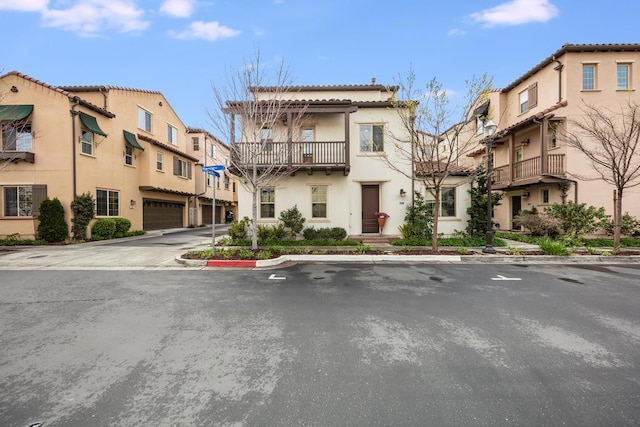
[31,184,47,217]
[173,156,179,175]
[187,162,192,179]
[528,83,538,109]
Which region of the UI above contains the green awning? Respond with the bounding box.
[123,130,144,150]
[0,104,33,121]
[79,112,107,137]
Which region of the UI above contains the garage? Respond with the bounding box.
[143,199,184,230]
[202,204,213,225]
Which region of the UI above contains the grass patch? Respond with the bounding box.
[392,236,506,247]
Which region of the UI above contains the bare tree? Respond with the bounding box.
[384,67,493,250]
[208,52,310,249]
[562,99,640,250]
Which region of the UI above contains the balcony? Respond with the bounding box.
[493,154,565,188]
[0,151,35,163]
[230,140,350,175]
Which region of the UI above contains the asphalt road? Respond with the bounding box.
[1,263,639,426]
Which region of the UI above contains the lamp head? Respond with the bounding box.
[483,120,497,138]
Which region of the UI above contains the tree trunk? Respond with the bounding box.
[614,188,623,251]
[431,188,440,252]
[251,166,258,250]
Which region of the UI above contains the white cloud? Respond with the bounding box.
[470,0,559,27]
[40,0,149,36]
[0,0,47,12]
[447,28,467,37]
[160,0,195,18]
[170,21,241,41]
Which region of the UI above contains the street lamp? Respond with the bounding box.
[483,119,498,254]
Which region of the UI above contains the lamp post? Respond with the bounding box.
[482,119,498,254]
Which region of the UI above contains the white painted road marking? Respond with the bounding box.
[269,273,286,280]
[492,275,522,281]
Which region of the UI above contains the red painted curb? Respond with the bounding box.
[206,259,257,268]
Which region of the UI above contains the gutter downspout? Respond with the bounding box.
[70,97,81,198]
[553,56,564,103]
[98,86,108,110]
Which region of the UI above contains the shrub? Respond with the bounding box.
[229,216,251,241]
[401,192,433,239]
[466,165,504,236]
[70,193,95,240]
[113,218,132,237]
[239,248,254,259]
[603,212,640,236]
[37,198,68,243]
[514,210,560,237]
[302,227,347,241]
[544,202,609,238]
[257,224,287,241]
[92,218,116,240]
[279,205,305,237]
[538,238,570,256]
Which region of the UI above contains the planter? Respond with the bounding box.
[377,217,386,230]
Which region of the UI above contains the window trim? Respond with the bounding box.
[168,124,178,145]
[541,187,550,205]
[124,144,134,166]
[582,63,597,91]
[359,123,385,153]
[259,187,275,219]
[81,128,94,156]
[192,136,200,151]
[173,156,192,179]
[138,107,152,133]
[156,152,164,171]
[617,62,632,91]
[425,187,457,218]
[2,121,33,151]
[311,185,328,219]
[96,188,120,217]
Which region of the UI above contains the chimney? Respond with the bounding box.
[371,77,376,85]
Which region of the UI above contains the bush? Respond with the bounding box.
[70,193,95,240]
[514,209,561,237]
[544,202,609,238]
[257,224,287,241]
[401,192,433,239]
[279,205,305,237]
[92,218,116,240]
[538,238,571,256]
[111,218,132,237]
[603,212,640,236]
[37,198,68,243]
[229,216,251,241]
[302,227,347,241]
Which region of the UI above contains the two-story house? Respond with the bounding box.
[467,43,640,231]
[186,127,238,225]
[0,71,199,238]
[227,83,414,237]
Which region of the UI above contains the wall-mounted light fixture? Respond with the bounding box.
[10,86,18,93]
[400,189,407,197]
[130,199,136,208]
[522,191,530,198]
[521,138,530,146]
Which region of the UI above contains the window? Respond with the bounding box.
[96,189,119,217]
[124,145,133,166]
[311,186,327,218]
[582,64,597,90]
[168,124,178,145]
[541,188,550,204]
[193,137,200,151]
[617,63,631,90]
[360,124,384,152]
[138,107,152,132]
[261,128,273,150]
[302,128,314,155]
[216,177,220,189]
[81,129,94,155]
[425,188,456,217]
[548,122,559,149]
[476,117,484,135]
[232,182,236,193]
[156,152,163,171]
[3,186,32,216]
[260,187,275,218]
[2,122,32,151]
[206,174,211,187]
[519,83,537,114]
[224,175,230,190]
[173,156,191,178]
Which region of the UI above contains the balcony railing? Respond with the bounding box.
[231,140,348,168]
[493,154,565,185]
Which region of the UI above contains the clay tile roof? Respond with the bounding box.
[415,161,474,176]
[2,70,115,118]
[59,85,162,95]
[251,84,399,92]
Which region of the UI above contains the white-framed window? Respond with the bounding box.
[96,189,119,217]
[260,187,275,218]
[81,128,94,155]
[2,122,32,151]
[302,128,314,155]
[224,175,230,190]
[192,137,200,151]
[548,122,559,149]
[156,152,163,171]
[425,187,456,217]
[216,176,220,189]
[261,128,273,150]
[359,124,384,152]
[138,107,152,132]
[582,64,597,90]
[206,174,212,187]
[476,117,484,135]
[617,63,631,90]
[168,124,178,145]
[173,156,191,179]
[519,89,528,114]
[124,145,133,166]
[311,186,327,218]
[541,188,550,204]
[3,186,32,217]
[519,83,537,114]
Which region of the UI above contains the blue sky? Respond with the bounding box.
[1,0,639,133]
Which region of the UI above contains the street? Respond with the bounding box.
[1,263,639,426]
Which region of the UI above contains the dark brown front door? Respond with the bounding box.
[362,185,379,233]
[511,196,522,230]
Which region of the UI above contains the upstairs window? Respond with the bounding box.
[582,64,597,90]
[81,129,94,155]
[2,122,32,151]
[617,63,631,90]
[138,107,152,132]
[519,83,537,114]
[168,124,178,145]
[224,175,230,190]
[261,128,273,151]
[156,152,163,171]
[125,145,133,166]
[192,137,200,151]
[360,124,384,152]
[173,156,191,178]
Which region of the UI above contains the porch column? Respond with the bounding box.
[344,111,351,167]
[540,117,548,174]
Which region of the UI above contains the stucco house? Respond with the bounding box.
[465,43,640,232]
[0,71,199,238]
[227,83,418,238]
